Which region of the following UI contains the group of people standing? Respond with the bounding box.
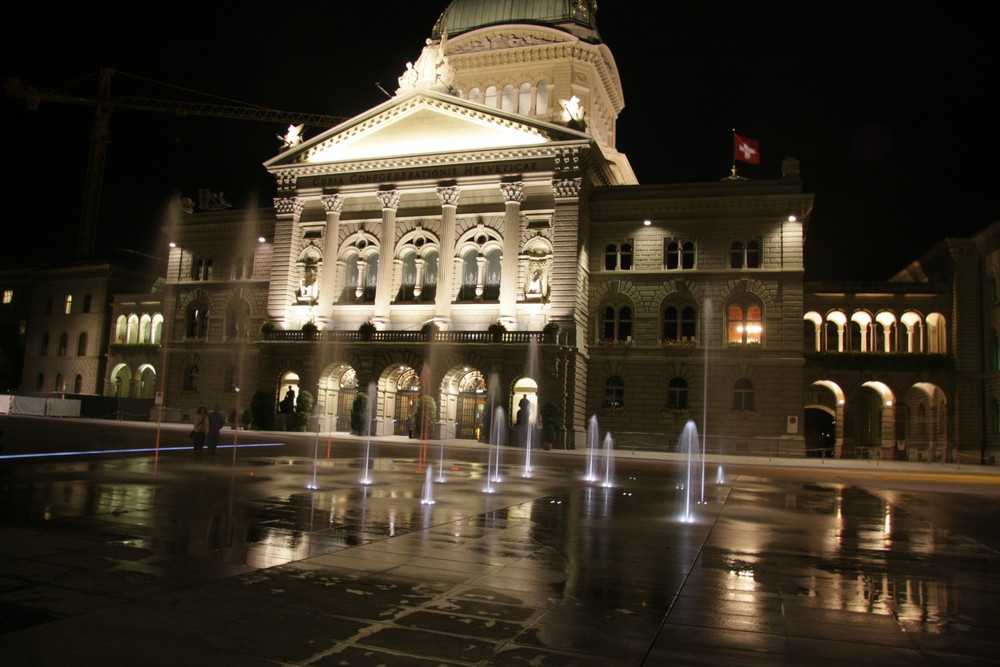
[191,405,225,454]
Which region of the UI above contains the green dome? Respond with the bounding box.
[432,0,601,42]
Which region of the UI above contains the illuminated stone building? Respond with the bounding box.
[99,1,995,462]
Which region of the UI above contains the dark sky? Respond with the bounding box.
[2,2,997,280]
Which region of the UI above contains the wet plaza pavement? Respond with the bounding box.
[1,417,999,665]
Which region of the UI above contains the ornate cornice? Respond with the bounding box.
[273,142,585,185]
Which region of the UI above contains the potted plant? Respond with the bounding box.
[487,321,507,342]
[540,401,564,450]
[259,321,275,338]
[301,320,318,340]
[359,320,377,341]
[350,391,369,435]
[542,321,560,342]
[421,321,440,341]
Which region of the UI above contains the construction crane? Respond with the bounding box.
[5,68,347,259]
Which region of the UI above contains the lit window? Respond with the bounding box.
[727,302,763,344]
[1,289,12,304]
[65,294,73,314]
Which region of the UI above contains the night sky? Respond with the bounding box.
[2,2,996,280]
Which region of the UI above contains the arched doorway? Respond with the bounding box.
[389,366,421,435]
[137,365,156,399]
[454,369,486,440]
[318,364,357,432]
[112,364,132,398]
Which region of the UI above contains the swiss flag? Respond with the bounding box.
[734,134,760,164]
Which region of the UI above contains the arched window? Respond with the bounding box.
[397,253,418,302]
[603,376,624,410]
[727,302,763,344]
[730,240,761,268]
[362,252,379,302]
[663,304,698,343]
[604,242,633,270]
[64,294,73,314]
[665,240,696,270]
[139,314,152,343]
[667,377,688,410]
[45,296,53,314]
[535,80,549,114]
[40,332,49,356]
[55,373,64,392]
[483,248,501,301]
[151,314,164,345]
[184,365,199,391]
[421,251,438,301]
[83,294,92,313]
[77,332,88,356]
[127,314,140,343]
[733,379,755,411]
[74,374,83,393]
[115,316,127,343]
[501,83,515,111]
[58,332,68,356]
[226,299,251,341]
[186,304,209,339]
[484,85,497,107]
[36,373,44,390]
[458,249,479,301]
[518,82,532,115]
[468,87,480,103]
[600,305,632,342]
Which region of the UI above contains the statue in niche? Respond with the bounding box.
[298,259,319,302]
[528,270,542,294]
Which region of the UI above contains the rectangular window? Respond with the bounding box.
[1,290,12,304]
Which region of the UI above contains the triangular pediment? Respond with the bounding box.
[265,90,591,168]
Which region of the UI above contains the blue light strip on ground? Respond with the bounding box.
[0,442,285,460]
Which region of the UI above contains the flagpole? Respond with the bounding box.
[730,128,739,179]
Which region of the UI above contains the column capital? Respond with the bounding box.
[553,177,583,199]
[500,181,526,204]
[321,193,344,215]
[274,196,305,218]
[376,190,400,211]
[436,186,461,207]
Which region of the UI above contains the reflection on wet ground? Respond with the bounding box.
[1,448,999,665]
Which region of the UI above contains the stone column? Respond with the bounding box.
[267,196,304,327]
[318,193,344,325]
[435,186,460,327]
[499,181,525,329]
[373,190,400,327]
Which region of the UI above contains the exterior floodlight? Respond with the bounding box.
[168,242,176,248]
[788,215,797,222]
[643,219,651,226]
[258,236,266,243]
